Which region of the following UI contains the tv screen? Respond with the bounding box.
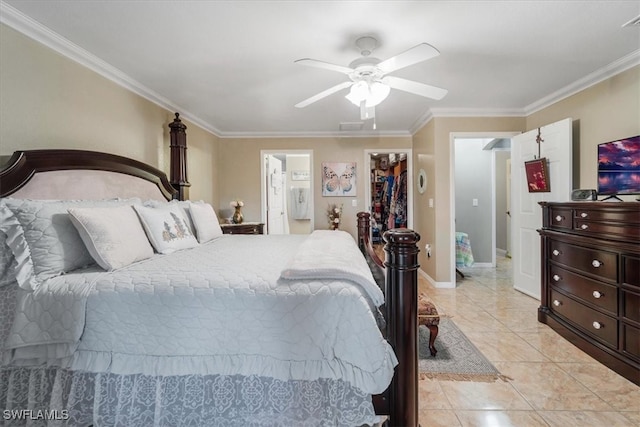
[597,135,640,196]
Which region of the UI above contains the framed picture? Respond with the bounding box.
[291,170,310,181]
[321,162,356,196]
[524,158,550,192]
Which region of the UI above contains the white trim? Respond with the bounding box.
[524,49,640,115]
[363,149,413,230]
[2,1,636,138]
[450,132,519,283]
[418,268,454,289]
[496,248,507,257]
[220,130,411,139]
[0,1,221,137]
[260,149,314,234]
[472,262,494,268]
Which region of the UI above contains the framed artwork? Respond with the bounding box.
[524,158,550,192]
[321,162,356,196]
[291,170,310,181]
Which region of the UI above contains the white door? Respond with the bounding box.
[511,118,572,298]
[506,158,512,258]
[266,155,286,234]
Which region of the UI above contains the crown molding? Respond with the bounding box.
[524,49,640,115]
[2,1,637,139]
[218,129,412,139]
[0,1,222,137]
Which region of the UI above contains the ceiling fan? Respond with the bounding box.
[294,36,448,125]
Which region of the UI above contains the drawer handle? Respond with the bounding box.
[552,249,561,256]
[591,260,603,268]
[580,224,589,230]
[592,321,602,330]
[553,300,561,307]
[555,215,564,222]
[592,291,602,299]
[552,274,561,282]
[580,212,588,218]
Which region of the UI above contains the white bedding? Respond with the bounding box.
[2,232,397,395]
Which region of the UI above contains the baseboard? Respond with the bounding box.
[472,262,494,268]
[496,248,507,257]
[418,268,455,289]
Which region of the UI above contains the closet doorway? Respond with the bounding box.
[364,149,413,246]
[260,150,313,235]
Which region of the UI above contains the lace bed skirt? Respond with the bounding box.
[0,367,378,427]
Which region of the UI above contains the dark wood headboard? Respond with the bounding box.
[0,149,177,200]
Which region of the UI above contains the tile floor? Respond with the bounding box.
[417,256,640,427]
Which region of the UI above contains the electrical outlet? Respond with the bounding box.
[351,199,357,207]
[429,198,434,208]
[473,198,479,206]
[425,244,432,258]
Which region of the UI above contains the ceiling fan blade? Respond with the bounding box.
[295,81,353,108]
[383,76,448,100]
[294,58,354,75]
[377,43,440,74]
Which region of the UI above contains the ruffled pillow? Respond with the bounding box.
[0,198,141,290]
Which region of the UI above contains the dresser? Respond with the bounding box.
[538,202,640,385]
[220,222,264,235]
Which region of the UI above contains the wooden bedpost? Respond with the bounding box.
[168,112,190,200]
[358,212,421,426]
[384,228,420,427]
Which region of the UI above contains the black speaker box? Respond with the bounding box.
[571,189,597,201]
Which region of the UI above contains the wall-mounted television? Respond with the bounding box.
[597,135,640,200]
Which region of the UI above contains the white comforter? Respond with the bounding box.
[2,231,397,394]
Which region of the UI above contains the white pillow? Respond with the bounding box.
[68,205,154,271]
[133,204,199,253]
[0,198,141,290]
[143,199,196,236]
[189,202,223,243]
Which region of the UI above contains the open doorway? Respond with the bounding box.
[450,133,517,282]
[260,150,313,235]
[364,149,413,252]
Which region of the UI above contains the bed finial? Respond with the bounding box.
[169,112,190,201]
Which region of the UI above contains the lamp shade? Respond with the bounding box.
[345,80,390,107]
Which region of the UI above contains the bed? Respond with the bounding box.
[0,141,420,425]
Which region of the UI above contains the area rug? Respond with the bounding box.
[418,318,509,382]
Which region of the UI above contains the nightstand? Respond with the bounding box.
[221,222,264,235]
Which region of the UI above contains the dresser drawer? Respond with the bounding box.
[574,220,640,239]
[623,257,640,288]
[550,288,618,348]
[574,208,640,224]
[622,323,640,358]
[549,207,573,229]
[622,289,640,324]
[549,240,618,282]
[548,265,617,314]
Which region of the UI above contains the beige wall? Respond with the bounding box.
[0,24,219,204]
[3,22,637,279]
[527,66,640,194]
[413,117,526,283]
[218,136,412,237]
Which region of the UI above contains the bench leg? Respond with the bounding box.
[427,325,438,356]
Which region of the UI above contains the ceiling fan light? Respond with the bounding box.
[366,81,390,107]
[345,80,390,107]
[345,81,369,106]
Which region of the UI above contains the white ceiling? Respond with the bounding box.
[2,1,639,137]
